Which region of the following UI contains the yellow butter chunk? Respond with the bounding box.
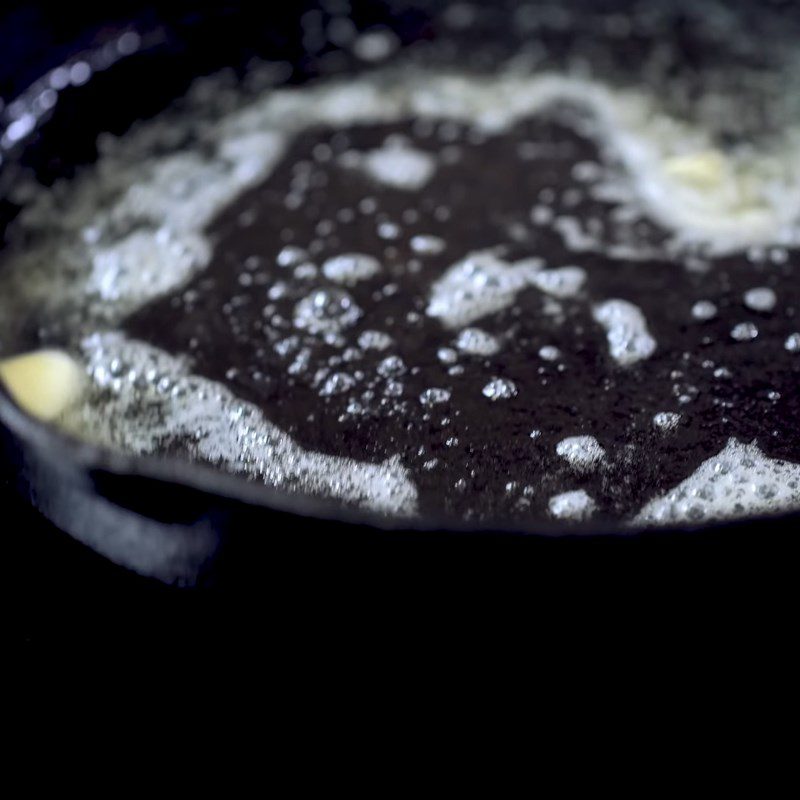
[662,150,729,189]
[0,350,84,422]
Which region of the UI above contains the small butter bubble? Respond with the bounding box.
[692,300,718,321]
[549,490,596,521]
[784,332,800,353]
[482,377,517,401]
[322,253,381,285]
[743,287,777,313]
[555,435,606,471]
[731,322,759,342]
[419,388,451,407]
[653,412,682,432]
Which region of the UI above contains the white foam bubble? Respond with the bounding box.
[635,439,800,525]
[426,251,583,329]
[653,412,682,432]
[358,330,393,351]
[322,253,382,285]
[730,322,759,342]
[555,435,606,472]
[87,229,210,310]
[549,490,597,521]
[377,355,407,378]
[592,299,657,366]
[530,266,587,299]
[293,287,362,335]
[319,372,357,396]
[538,345,561,361]
[426,251,538,329]
[482,377,518,401]
[419,387,451,407]
[743,287,777,313]
[356,141,436,190]
[352,29,399,63]
[277,245,309,268]
[454,327,501,356]
[410,234,446,255]
[785,332,800,353]
[691,300,718,321]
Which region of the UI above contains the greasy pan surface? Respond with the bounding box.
[2,0,799,586]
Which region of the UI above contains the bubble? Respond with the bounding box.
[454,327,501,356]
[653,411,682,431]
[319,372,357,396]
[427,250,540,328]
[419,388,452,407]
[69,61,92,87]
[743,287,777,313]
[549,490,596,521]
[116,30,141,56]
[555,435,606,471]
[410,234,446,255]
[592,300,657,366]
[384,380,403,397]
[482,377,518,401]
[443,3,478,29]
[531,205,555,225]
[784,332,800,353]
[572,161,602,182]
[322,253,381,285]
[531,266,587,298]
[276,245,308,268]
[358,142,436,191]
[730,322,759,341]
[636,439,800,525]
[3,114,36,145]
[287,348,312,375]
[377,355,407,378]
[538,345,561,361]
[293,287,362,334]
[352,29,399,62]
[358,197,378,215]
[692,300,718,321]
[437,347,458,364]
[358,330,393,351]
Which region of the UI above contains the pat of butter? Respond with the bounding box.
[662,150,729,189]
[0,350,84,422]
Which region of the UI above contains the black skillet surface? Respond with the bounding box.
[3,0,800,597]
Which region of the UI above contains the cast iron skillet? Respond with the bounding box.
[2,0,797,587]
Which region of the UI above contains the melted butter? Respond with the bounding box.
[0,350,83,422]
[662,150,729,190]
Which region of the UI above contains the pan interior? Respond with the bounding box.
[3,1,800,530]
